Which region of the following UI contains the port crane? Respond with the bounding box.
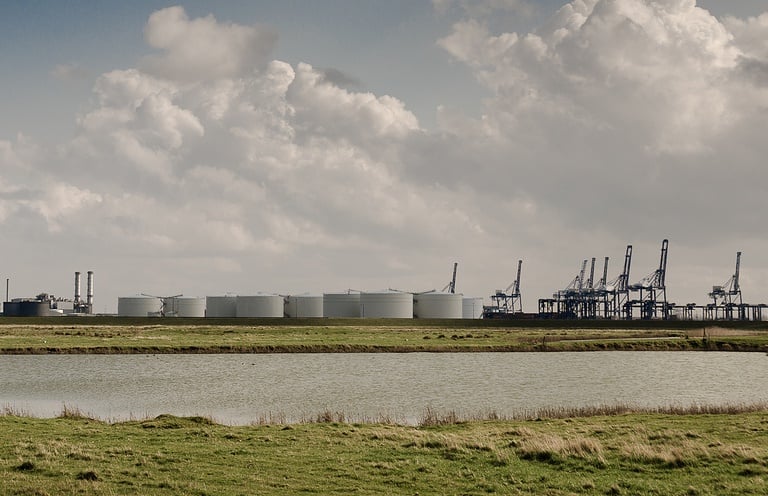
[593,256,611,318]
[606,245,632,319]
[708,252,746,320]
[557,259,589,318]
[628,239,670,319]
[483,260,522,317]
[442,262,458,294]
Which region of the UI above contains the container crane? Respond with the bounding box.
[605,245,632,319]
[444,262,458,294]
[594,257,611,318]
[583,257,597,318]
[708,252,745,320]
[554,259,588,319]
[483,260,522,317]
[628,239,669,319]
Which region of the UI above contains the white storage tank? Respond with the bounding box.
[117,296,162,317]
[166,297,205,317]
[323,292,361,318]
[236,294,284,318]
[462,297,484,319]
[285,294,323,318]
[206,295,237,317]
[414,292,463,319]
[360,291,413,319]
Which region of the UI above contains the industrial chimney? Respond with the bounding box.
[74,272,81,303]
[86,271,94,308]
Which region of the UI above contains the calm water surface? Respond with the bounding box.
[1,352,766,424]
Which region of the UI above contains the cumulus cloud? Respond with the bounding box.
[438,0,747,154]
[141,6,278,81]
[31,184,102,232]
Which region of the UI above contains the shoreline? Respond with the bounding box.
[4,401,768,427]
[2,341,768,354]
[0,336,768,355]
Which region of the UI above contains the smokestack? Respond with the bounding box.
[75,272,81,303]
[86,271,94,307]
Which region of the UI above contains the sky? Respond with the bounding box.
[1,0,767,314]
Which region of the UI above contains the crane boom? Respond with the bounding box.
[620,245,633,291]
[587,257,596,290]
[600,257,609,288]
[658,239,669,288]
[577,259,588,291]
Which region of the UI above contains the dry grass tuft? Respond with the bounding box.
[418,407,460,427]
[311,410,347,424]
[517,432,607,465]
[58,404,95,421]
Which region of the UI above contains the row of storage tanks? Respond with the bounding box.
[117,291,484,319]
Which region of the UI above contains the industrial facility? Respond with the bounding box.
[2,271,94,317]
[2,245,767,321]
[474,240,767,322]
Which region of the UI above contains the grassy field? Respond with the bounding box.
[1,317,768,353]
[2,408,768,495]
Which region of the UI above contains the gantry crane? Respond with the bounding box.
[593,256,611,318]
[483,260,522,317]
[552,259,588,319]
[442,262,458,294]
[603,245,632,319]
[708,252,745,320]
[628,239,670,319]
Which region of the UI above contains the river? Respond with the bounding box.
[1,352,766,424]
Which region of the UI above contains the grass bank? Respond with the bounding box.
[3,406,768,495]
[1,320,767,354]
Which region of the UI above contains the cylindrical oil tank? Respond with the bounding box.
[167,297,205,317]
[462,297,484,319]
[118,296,162,317]
[236,294,284,318]
[205,296,237,317]
[413,292,463,319]
[360,291,413,319]
[323,292,361,317]
[285,294,323,318]
[3,300,51,317]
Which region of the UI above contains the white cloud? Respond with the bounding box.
[31,183,102,232]
[288,63,420,143]
[141,6,278,82]
[725,12,768,59]
[439,0,748,154]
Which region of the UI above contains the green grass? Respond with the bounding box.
[1,319,768,354]
[2,409,768,495]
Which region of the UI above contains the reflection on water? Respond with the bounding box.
[1,352,766,424]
